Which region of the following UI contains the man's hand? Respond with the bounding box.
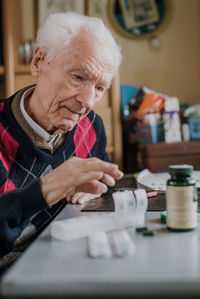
[67,192,101,205]
[40,157,123,206]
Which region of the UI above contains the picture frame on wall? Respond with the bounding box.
[108,0,170,40]
[119,0,160,30]
[38,0,85,26]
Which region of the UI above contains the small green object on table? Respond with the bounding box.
[136,226,148,233]
[142,230,155,236]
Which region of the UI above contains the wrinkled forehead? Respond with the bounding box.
[68,30,115,60]
[62,31,116,79]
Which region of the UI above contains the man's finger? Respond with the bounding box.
[78,193,101,205]
[71,192,84,204]
[77,180,108,194]
[101,173,115,186]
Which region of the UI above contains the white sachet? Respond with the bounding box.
[88,231,112,258]
[109,229,136,257]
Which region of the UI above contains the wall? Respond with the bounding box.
[20,0,35,40]
[89,0,200,105]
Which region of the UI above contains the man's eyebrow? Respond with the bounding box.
[67,65,112,88]
[67,67,85,74]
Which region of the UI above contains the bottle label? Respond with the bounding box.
[166,185,198,229]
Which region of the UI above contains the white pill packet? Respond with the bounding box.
[51,189,147,243]
[109,229,136,257]
[88,231,112,258]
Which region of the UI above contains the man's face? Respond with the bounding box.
[30,33,116,134]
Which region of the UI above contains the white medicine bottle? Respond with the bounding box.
[166,164,198,231]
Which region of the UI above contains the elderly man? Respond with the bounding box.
[0,12,123,270]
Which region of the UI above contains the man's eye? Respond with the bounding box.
[74,75,83,81]
[95,86,104,92]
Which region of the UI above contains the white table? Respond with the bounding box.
[1,204,200,298]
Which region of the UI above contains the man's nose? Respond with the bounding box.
[76,84,95,109]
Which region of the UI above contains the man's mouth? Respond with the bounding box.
[61,105,83,115]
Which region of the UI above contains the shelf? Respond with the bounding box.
[0,65,5,75]
[15,64,31,74]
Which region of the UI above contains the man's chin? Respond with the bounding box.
[54,121,76,134]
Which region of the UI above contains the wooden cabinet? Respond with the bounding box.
[1,0,123,168]
[1,0,36,98]
[140,141,200,172]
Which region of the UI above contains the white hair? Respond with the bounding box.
[35,12,122,69]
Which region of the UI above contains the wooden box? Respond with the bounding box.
[140,141,200,172]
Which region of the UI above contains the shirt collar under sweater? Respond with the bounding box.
[20,87,62,151]
[11,86,66,153]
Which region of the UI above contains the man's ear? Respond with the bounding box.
[30,47,46,78]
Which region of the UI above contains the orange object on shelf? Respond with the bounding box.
[135,93,165,120]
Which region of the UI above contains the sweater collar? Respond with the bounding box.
[11,86,66,153]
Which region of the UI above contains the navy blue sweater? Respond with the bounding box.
[0,92,108,258]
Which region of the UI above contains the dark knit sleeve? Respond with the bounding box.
[0,179,48,257]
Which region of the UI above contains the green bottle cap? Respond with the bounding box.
[161,210,167,224]
[168,164,193,175]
